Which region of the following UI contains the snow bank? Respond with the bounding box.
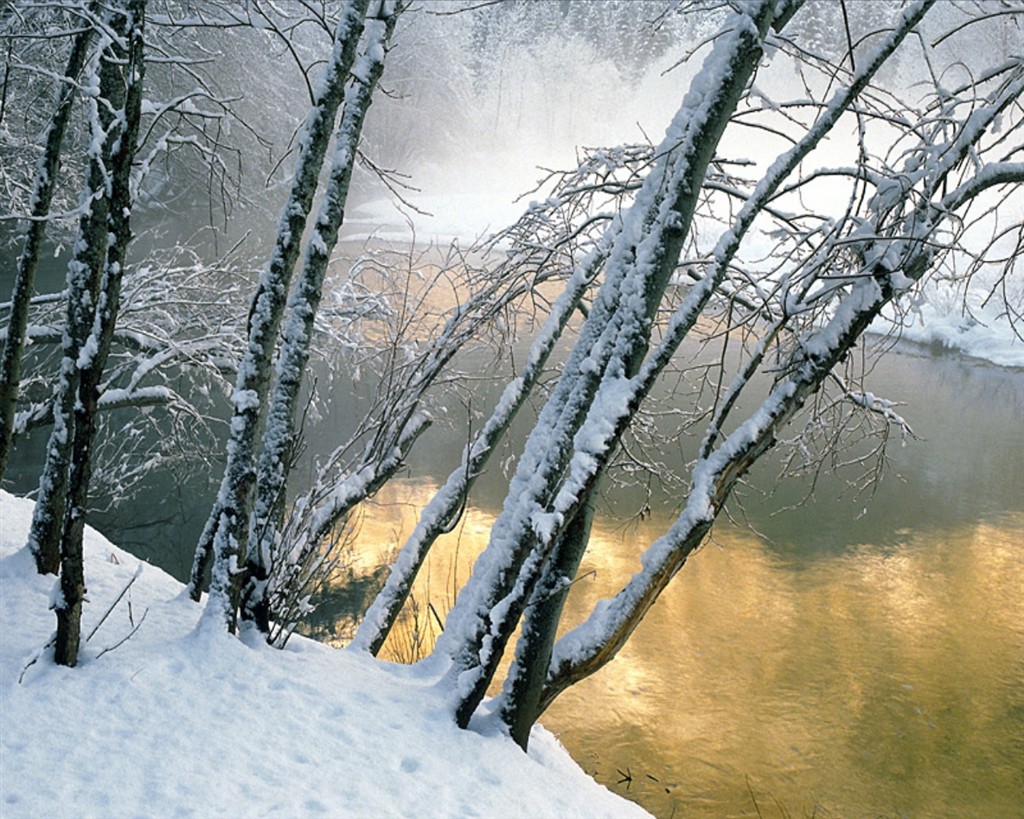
[0,490,647,818]
[871,280,1024,368]
[345,183,1023,372]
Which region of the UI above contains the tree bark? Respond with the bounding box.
[55,0,146,668]
[499,494,595,748]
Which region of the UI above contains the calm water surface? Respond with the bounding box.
[347,347,1024,818]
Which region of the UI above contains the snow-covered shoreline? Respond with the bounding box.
[0,490,648,818]
[344,194,1023,373]
[869,307,1023,370]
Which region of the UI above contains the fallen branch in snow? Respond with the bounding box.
[86,563,144,642]
[94,607,149,659]
[18,634,55,684]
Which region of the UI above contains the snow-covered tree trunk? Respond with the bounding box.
[498,490,596,746]
[496,0,938,746]
[54,0,146,668]
[25,22,119,576]
[536,82,1024,709]
[191,0,370,629]
[351,243,607,656]
[242,0,403,633]
[436,0,797,730]
[0,1,99,483]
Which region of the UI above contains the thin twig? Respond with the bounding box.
[746,775,765,819]
[18,635,55,684]
[95,608,149,659]
[86,564,144,642]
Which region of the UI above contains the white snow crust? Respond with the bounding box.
[0,490,648,819]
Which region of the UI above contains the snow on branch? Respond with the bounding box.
[539,62,1021,711]
[436,0,787,730]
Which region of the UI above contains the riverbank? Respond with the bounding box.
[343,193,1024,373]
[0,490,647,818]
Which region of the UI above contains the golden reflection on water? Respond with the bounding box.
[349,480,1024,818]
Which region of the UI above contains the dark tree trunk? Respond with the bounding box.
[55,0,146,667]
[500,496,595,749]
[26,24,119,576]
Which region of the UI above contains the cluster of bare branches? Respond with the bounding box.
[2,0,1019,759]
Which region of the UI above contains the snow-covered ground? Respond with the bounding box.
[0,491,647,818]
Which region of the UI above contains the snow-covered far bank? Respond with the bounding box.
[344,189,1023,373]
[0,491,647,819]
[870,283,1024,369]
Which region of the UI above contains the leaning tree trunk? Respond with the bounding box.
[350,241,606,656]
[0,0,100,483]
[242,0,403,633]
[495,0,937,747]
[54,0,146,668]
[436,0,790,731]
[498,494,596,747]
[191,0,370,629]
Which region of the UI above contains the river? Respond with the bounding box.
[332,341,1023,818]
